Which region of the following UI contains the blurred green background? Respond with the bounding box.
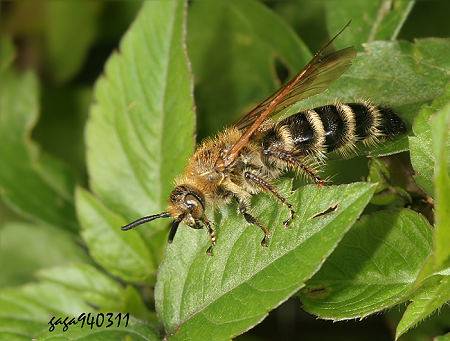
[1,1,449,340]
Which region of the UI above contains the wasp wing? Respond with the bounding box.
[215,21,356,170]
[235,46,356,130]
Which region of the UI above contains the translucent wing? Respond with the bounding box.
[235,46,356,130]
[214,22,356,170]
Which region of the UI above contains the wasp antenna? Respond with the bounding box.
[332,20,352,42]
[319,20,352,54]
[121,212,171,231]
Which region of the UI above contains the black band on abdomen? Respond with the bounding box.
[347,103,375,139]
[377,107,407,136]
[278,113,316,152]
[314,105,346,152]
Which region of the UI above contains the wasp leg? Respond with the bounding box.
[238,201,270,247]
[201,217,216,256]
[264,149,326,186]
[220,179,270,246]
[244,171,295,227]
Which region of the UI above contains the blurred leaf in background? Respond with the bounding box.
[0,38,77,231]
[1,1,143,184]
[0,223,88,287]
[43,1,102,83]
[188,0,311,138]
[32,86,92,182]
[324,0,415,50]
[267,0,328,51]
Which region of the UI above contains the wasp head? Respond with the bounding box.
[121,185,206,244]
[168,185,205,227]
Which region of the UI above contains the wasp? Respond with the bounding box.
[121,22,406,254]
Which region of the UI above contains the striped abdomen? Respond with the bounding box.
[262,102,406,155]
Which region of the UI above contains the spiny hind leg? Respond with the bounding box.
[238,200,270,247]
[244,171,295,227]
[264,149,326,186]
[221,180,270,246]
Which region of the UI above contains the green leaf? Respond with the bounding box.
[0,289,48,323]
[367,158,411,206]
[320,156,370,185]
[0,283,158,340]
[76,188,154,283]
[85,0,195,253]
[156,182,376,340]
[188,0,311,138]
[386,305,450,341]
[410,90,450,282]
[33,86,92,179]
[0,36,15,71]
[18,282,94,316]
[325,0,415,49]
[409,134,434,195]
[0,317,45,341]
[299,209,432,320]
[0,286,49,340]
[435,333,450,341]
[122,286,158,325]
[0,60,77,231]
[409,86,450,196]
[396,276,450,339]
[0,223,88,287]
[283,38,450,157]
[0,282,94,339]
[97,1,142,43]
[270,0,328,52]
[0,264,156,339]
[36,263,124,311]
[44,1,102,83]
[396,101,450,338]
[36,317,159,341]
[36,263,154,322]
[399,1,450,41]
[431,102,450,271]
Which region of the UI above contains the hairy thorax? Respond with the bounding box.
[173,127,265,207]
